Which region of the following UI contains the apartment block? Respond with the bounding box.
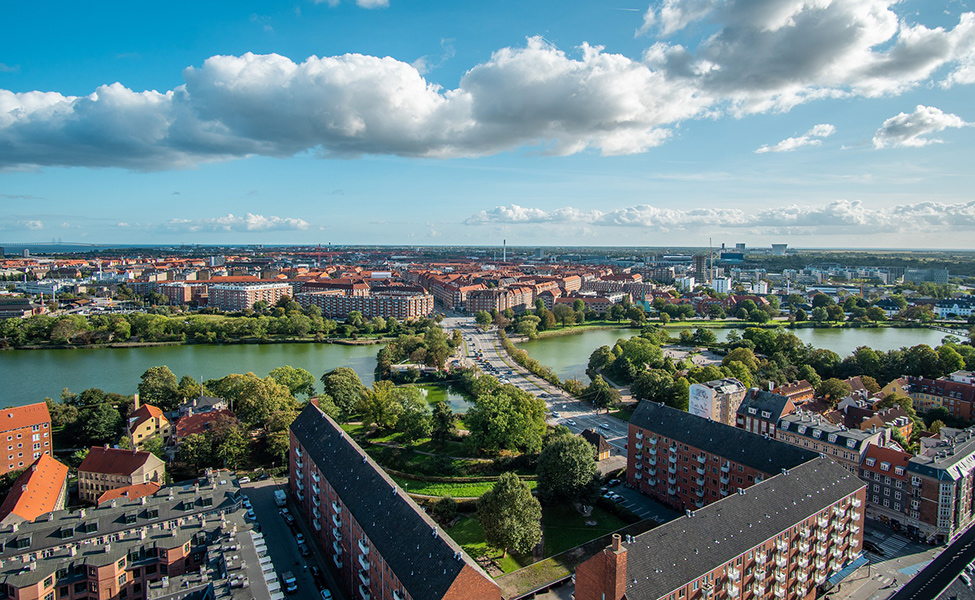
[0,402,53,476]
[77,447,166,504]
[208,282,293,312]
[577,457,866,600]
[688,378,747,426]
[0,471,265,600]
[772,380,815,405]
[296,288,434,321]
[290,404,501,600]
[735,389,796,437]
[775,410,888,475]
[904,371,975,420]
[627,402,818,511]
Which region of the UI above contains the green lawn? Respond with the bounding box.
[390,475,537,498]
[541,505,626,556]
[447,516,528,573]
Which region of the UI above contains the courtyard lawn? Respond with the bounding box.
[542,504,627,556]
[447,516,528,574]
[390,474,537,498]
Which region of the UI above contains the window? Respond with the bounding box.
[60,527,73,539]
[865,458,876,467]
[895,466,905,476]
[881,462,890,471]
[45,575,54,587]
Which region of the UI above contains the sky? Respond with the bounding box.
[1,0,974,249]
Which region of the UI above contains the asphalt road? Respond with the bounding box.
[243,477,347,600]
[447,317,631,456]
[889,523,975,600]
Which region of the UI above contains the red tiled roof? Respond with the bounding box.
[78,446,157,476]
[862,445,911,479]
[0,402,51,434]
[0,454,68,523]
[175,410,236,438]
[97,482,161,506]
[128,404,166,429]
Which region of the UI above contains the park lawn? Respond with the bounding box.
[413,438,478,458]
[447,516,528,574]
[542,505,626,556]
[608,405,636,422]
[390,475,537,498]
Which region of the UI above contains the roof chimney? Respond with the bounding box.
[612,533,622,552]
[133,393,140,411]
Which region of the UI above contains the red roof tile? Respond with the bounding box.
[78,446,159,476]
[0,402,51,434]
[175,410,236,438]
[97,482,161,506]
[0,454,68,523]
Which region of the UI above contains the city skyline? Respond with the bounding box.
[2,0,974,248]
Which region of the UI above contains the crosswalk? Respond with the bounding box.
[875,534,910,557]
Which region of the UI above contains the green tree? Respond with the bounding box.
[794,308,808,322]
[432,496,458,524]
[360,380,403,431]
[465,387,547,454]
[475,310,492,327]
[138,366,180,410]
[269,366,317,397]
[179,433,214,471]
[210,373,296,429]
[141,436,166,460]
[213,422,248,469]
[431,401,457,442]
[536,433,598,505]
[609,304,626,322]
[321,367,367,416]
[176,375,203,401]
[585,375,621,412]
[553,304,576,327]
[74,402,122,446]
[46,399,79,428]
[397,388,433,442]
[929,420,945,434]
[477,473,542,557]
[817,378,852,407]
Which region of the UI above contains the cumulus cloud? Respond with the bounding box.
[466,200,975,234]
[1,2,974,170]
[162,213,309,233]
[872,105,970,148]
[756,123,836,153]
[0,218,44,231]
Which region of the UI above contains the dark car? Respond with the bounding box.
[298,542,310,557]
[863,540,885,556]
[608,479,621,487]
[310,566,324,588]
[256,472,270,481]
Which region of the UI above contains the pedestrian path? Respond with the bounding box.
[878,535,910,557]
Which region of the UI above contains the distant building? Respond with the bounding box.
[77,446,166,504]
[581,429,612,461]
[0,401,53,476]
[771,243,788,256]
[296,288,434,321]
[688,378,747,426]
[0,454,69,526]
[904,268,949,285]
[736,389,796,437]
[773,380,816,405]
[290,404,502,600]
[576,457,866,600]
[209,282,292,311]
[904,371,975,420]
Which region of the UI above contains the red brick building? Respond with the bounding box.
[290,404,501,600]
[0,402,53,476]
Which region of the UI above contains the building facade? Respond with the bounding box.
[735,389,795,437]
[577,457,866,600]
[0,402,53,477]
[775,411,888,475]
[208,282,293,312]
[0,454,69,526]
[77,447,166,504]
[296,289,434,321]
[290,404,502,600]
[688,379,747,426]
[627,402,818,511]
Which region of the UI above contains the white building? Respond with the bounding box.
[688,378,747,426]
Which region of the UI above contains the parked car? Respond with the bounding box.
[321,590,333,600]
[295,533,305,545]
[245,509,256,520]
[310,566,323,588]
[566,419,576,426]
[237,476,251,484]
[862,540,884,555]
[298,542,310,557]
[608,479,621,487]
[281,571,298,594]
[599,423,610,430]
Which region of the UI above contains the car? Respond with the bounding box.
[298,542,310,556]
[295,533,305,544]
[862,540,884,556]
[566,419,576,426]
[237,476,251,484]
[321,590,333,600]
[246,509,256,520]
[256,472,270,481]
[601,491,614,500]
[599,423,610,430]
[608,479,621,487]
[551,411,561,418]
[310,566,324,587]
[242,497,252,509]
[281,571,298,594]
[613,495,625,504]
[962,572,973,587]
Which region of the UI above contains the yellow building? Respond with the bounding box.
[127,402,171,448]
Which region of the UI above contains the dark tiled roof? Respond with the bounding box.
[736,390,793,421]
[581,429,612,455]
[630,402,818,474]
[623,457,865,600]
[290,404,498,600]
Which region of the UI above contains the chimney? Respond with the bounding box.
[611,533,622,552]
[133,393,140,411]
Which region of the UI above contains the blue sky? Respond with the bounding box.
[1,0,974,249]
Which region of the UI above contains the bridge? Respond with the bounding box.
[925,325,971,339]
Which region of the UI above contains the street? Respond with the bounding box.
[243,477,347,600]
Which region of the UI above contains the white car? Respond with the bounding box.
[566,419,576,426]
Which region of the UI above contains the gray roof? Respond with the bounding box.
[290,404,498,600]
[630,402,818,474]
[777,411,883,452]
[910,428,975,481]
[623,457,865,600]
[736,390,793,422]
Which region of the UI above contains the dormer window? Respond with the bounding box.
[881,462,890,471]
[865,458,876,467]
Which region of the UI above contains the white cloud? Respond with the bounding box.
[1,2,974,170]
[872,105,970,148]
[313,0,388,7]
[465,200,975,234]
[756,123,836,153]
[162,213,309,233]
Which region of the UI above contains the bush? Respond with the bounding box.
[432,496,458,523]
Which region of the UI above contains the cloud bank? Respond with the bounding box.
[162,213,309,233]
[465,200,975,234]
[756,124,836,153]
[0,0,973,170]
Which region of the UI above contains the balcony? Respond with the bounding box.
[359,538,370,555]
[697,455,706,464]
[295,446,303,458]
[832,547,844,559]
[296,479,305,491]
[798,556,809,569]
[695,500,704,508]
[850,525,861,535]
[332,501,342,513]
[774,584,786,596]
[848,548,860,560]
[696,477,706,487]
[852,497,862,508]
[800,528,812,540]
[696,466,705,475]
[799,541,810,553]
[720,475,730,485]
[359,571,370,586]
[312,508,321,521]
[816,573,827,585]
[752,583,765,596]
[830,559,840,572]
[817,516,829,528]
[775,555,787,569]
[832,533,844,545]
[648,447,657,456]
[296,458,304,471]
[668,487,676,495]
[668,476,677,485]
[649,436,657,445]
[669,454,677,464]
[816,558,827,571]
[728,569,740,581]
[721,462,730,473]
[726,583,739,597]
[332,527,343,542]
[359,584,371,600]
[313,519,322,531]
[333,540,343,555]
[312,471,320,483]
[295,469,304,481]
[635,454,643,462]
[696,488,705,498]
[833,505,847,518]
[775,539,787,552]
[774,570,786,583]
[333,555,343,569]
[634,472,642,480]
[636,431,644,440]
[720,487,729,496]
[797,571,808,583]
[296,490,305,502]
[852,511,861,521]
[647,478,657,486]
[668,465,678,475]
[312,484,321,496]
[648,457,657,467]
[358,554,370,571]
[635,442,644,451]
[312,495,321,507]
[647,468,656,477]
[332,514,342,528]
[850,538,860,548]
[817,530,828,542]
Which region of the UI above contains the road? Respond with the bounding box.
[445,317,630,457]
[888,523,975,600]
[243,477,347,600]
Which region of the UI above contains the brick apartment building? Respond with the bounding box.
[736,389,796,437]
[77,447,166,504]
[688,378,747,426]
[290,404,501,600]
[904,371,975,420]
[0,402,53,477]
[0,472,262,600]
[576,457,866,600]
[627,402,818,511]
[772,380,816,404]
[208,282,293,311]
[776,410,888,475]
[296,288,434,321]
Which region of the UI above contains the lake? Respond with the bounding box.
[0,342,381,407]
[516,325,952,381]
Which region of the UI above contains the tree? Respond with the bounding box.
[465,387,547,454]
[477,473,542,557]
[269,366,317,397]
[475,310,492,327]
[360,380,403,431]
[179,433,213,471]
[817,378,852,407]
[74,402,122,447]
[141,436,166,460]
[585,375,621,411]
[213,421,248,469]
[398,390,433,442]
[431,401,457,441]
[609,304,626,322]
[693,328,717,346]
[210,373,296,429]
[321,367,367,416]
[176,375,203,401]
[46,399,79,428]
[929,420,945,434]
[553,304,576,327]
[794,308,808,322]
[432,496,458,524]
[536,433,598,505]
[138,366,180,410]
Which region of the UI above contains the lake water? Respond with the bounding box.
[0,342,381,407]
[516,326,952,381]
[413,384,475,413]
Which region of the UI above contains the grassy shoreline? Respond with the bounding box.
[3,335,394,351]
